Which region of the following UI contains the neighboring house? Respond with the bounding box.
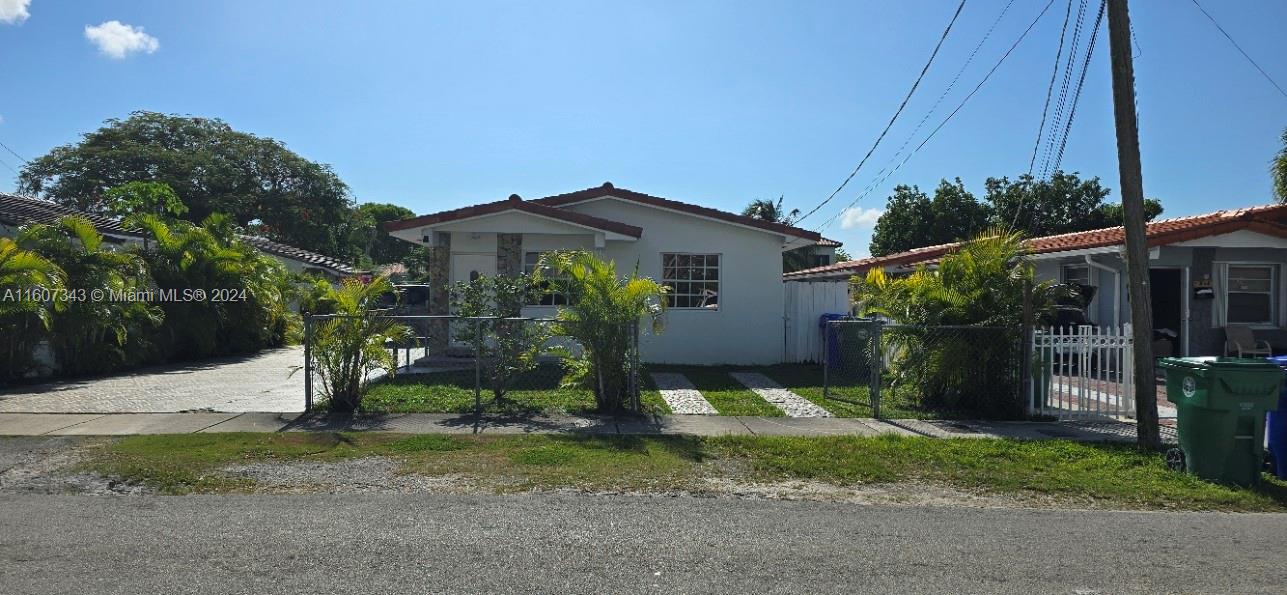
[785,203,1287,357]
[0,192,365,281]
[384,182,830,364]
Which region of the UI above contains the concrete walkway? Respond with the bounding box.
[0,348,305,414]
[650,372,718,415]
[0,411,1177,442]
[730,371,832,418]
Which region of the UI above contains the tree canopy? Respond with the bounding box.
[868,171,1163,256]
[352,202,416,266]
[1273,127,1287,202]
[18,111,355,258]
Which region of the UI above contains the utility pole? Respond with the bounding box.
[1106,0,1161,449]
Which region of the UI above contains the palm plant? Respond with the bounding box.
[537,251,667,412]
[851,230,1071,417]
[308,276,411,412]
[134,213,299,360]
[18,216,163,376]
[0,237,65,381]
[742,196,815,272]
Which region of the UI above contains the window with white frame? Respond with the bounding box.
[1062,264,1091,286]
[1226,264,1276,325]
[662,253,720,309]
[523,252,568,306]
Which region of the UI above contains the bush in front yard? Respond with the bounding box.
[308,276,411,413]
[538,251,667,413]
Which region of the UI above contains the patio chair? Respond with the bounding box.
[1224,325,1272,358]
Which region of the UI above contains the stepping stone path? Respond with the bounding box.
[650,373,718,415]
[729,372,832,418]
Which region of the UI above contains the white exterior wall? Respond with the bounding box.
[558,198,789,365]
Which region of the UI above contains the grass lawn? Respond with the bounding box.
[83,432,1287,512]
[647,366,783,416]
[757,364,938,419]
[363,365,671,416]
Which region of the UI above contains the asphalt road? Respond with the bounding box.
[2,494,1285,594]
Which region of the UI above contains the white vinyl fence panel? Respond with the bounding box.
[784,280,850,363]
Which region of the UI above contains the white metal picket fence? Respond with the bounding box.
[1030,324,1135,420]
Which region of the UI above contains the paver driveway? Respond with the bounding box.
[0,348,304,413]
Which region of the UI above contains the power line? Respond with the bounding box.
[793,0,969,225]
[1050,0,1106,173]
[0,155,19,177]
[856,0,1019,202]
[1188,0,1287,100]
[1027,0,1074,178]
[1039,0,1088,179]
[0,138,28,165]
[817,0,1059,232]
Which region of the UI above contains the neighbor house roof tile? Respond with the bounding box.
[784,203,1287,280]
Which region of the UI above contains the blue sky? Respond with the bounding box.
[1,0,1285,257]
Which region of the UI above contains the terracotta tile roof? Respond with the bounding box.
[384,193,643,238]
[236,235,365,276]
[784,203,1287,280]
[531,182,823,241]
[0,192,141,237]
[0,192,363,276]
[816,237,843,247]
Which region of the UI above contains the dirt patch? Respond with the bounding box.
[0,437,148,496]
[222,457,481,494]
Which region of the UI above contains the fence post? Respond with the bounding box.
[473,319,483,417]
[822,320,830,400]
[869,321,883,419]
[1021,280,1034,416]
[303,313,313,412]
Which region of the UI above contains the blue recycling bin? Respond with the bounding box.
[1267,356,1287,479]
[819,313,849,368]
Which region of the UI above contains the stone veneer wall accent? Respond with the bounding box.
[426,233,451,355]
[497,233,523,277]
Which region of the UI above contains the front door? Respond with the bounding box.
[1149,268,1183,357]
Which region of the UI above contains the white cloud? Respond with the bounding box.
[84,20,159,59]
[839,207,884,229]
[0,0,31,24]
[0,114,5,125]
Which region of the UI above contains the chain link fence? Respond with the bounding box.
[824,320,1026,419]
[302,314,641,414]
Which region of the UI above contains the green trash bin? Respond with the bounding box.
[1158,357,1283,486]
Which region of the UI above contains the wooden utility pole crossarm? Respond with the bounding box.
[1106,0,1161,448]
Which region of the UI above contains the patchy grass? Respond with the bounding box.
[363,365,671,416]
[647,366,783,416]
[80,432,1287,511]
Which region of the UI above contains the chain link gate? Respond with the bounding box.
[822,319,884,418]
[824,320,1026,419]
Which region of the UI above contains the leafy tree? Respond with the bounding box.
[834,247,853,262]
[870,180,989,256]
[17,111,356,257]
[104,181,188,220]
[538,251,667,413]
[869,172,1163,256]
[1273,127,1287,202]
[134,213,299,360]
[451,274,550,402]
[18,216,163,376]
[985,171,1161,236]
[353,202,416,265]
[306,276,411,413]
[0,237,65,382]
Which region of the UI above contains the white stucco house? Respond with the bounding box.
[384,183,843,365]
